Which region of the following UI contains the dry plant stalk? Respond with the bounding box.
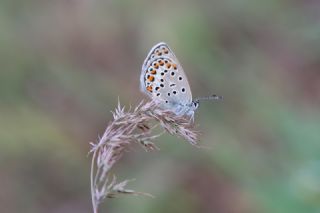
[89,101,199,213]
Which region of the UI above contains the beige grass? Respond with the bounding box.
[89,101,199,213]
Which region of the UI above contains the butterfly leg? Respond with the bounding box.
[188,111,195,124]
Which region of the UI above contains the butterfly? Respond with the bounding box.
[140,42,222,121]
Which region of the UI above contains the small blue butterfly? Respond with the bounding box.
[140,42,222,120]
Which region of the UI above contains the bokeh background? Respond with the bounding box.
[1,0,320,212]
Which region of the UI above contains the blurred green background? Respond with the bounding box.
[1,0,320,212]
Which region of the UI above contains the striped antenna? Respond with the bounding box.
[194,94,223,102]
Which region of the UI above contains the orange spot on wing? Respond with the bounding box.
[150,70,157,74]
[166,63,171,69]
[159,60,164,66]
[172,64,177,70]
[154,63,159,69]
[146,86,153,92]
[148,76,155,81]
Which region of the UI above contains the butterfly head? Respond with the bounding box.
[190,99,200,111]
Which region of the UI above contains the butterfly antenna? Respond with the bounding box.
[195,94,223,102]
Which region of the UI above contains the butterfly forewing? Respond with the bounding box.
[142,42,176,70]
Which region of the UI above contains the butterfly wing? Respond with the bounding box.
[140,42,193,112]
[140,42,173,94]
